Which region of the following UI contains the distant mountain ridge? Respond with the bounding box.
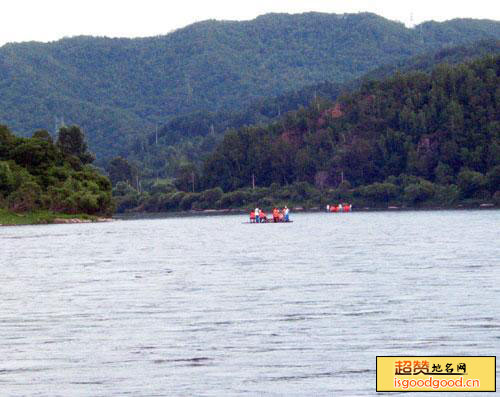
[0,12,499,160]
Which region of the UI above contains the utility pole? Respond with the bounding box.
[186,74,193,102]
[313,91,320,111]
[252,173,255,190]
[155,125,158,145]
[54,116,64,138]
[210,124,215,135]
[191,171,195,193]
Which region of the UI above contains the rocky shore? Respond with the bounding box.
[52,217,114,224]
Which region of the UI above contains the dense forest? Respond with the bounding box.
[0,125,113,215]
[1,13,499,162]
[126,40,499,182]
[204,54,499,188]
[113,55,499,212]
[154,40,500,147]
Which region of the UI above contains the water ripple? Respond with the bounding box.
[0,210,498,395]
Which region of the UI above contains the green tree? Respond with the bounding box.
[107,156,136,186]
[359,182,400,203]
[174,163,199,192]
[486,165,500,193]
[32,129,53,143]
[457,169,486,198]
[10,139,59,174]
[403,180,436,205]
[8,181,42,212]
[0,125,15,159]
[56,126,95,165]
[434,162,454,185]
[0,161,14,194]
[199,187,223,208]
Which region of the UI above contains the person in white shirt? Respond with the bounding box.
[255,207,260,223]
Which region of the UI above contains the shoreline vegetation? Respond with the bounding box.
[1,125,114,225]
[113,177,499,215]
[0,209,113,226]
[2,202,497,226]
[115,202,498,220]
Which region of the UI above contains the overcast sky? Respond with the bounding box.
[1,0,499,46]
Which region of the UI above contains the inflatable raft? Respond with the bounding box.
[327,204,352,212]
[242,220,294,224]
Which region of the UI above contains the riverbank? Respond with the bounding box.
[114,179,500,216]
[4,203,495,226]
[0,209,113,226]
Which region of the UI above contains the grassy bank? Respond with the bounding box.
[0,209,100,226]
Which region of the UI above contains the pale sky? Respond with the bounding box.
[1,0,499,46]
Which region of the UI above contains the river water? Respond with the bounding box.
[1,210,498,396]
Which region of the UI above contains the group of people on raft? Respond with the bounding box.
[250,207,290,223]
[326,204,352,212]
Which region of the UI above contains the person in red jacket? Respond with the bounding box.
[273,208,279,223]
[250,210,255,223]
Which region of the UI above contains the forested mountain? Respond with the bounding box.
[153,40,500,147]
[128,39,499,181]
[1,13,499,161]
[113,55,499,213]
[200,55,499,205]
